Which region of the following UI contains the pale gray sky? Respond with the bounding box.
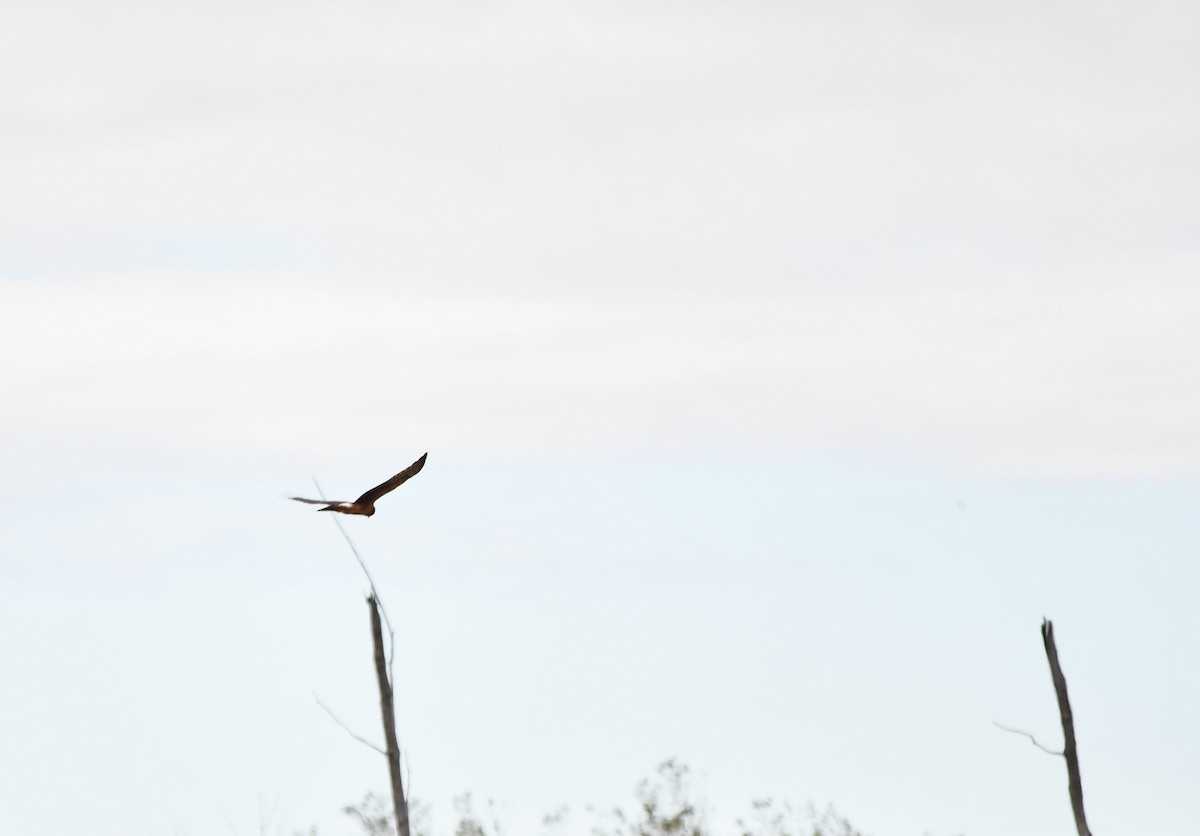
[2,2,1199,835]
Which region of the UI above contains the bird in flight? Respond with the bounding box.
[291,453,428,517]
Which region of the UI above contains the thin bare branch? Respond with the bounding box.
[219,809,242,836]
[388,621,397,695]
[311,474,399,682]
[331,510,399,660]
[314,693,387,755]
[404,750,412,804]
[993,721,1063,755]
[311,477,378,588]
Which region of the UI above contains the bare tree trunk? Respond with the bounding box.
[1041,619,1092,836]
[369,594,410,836]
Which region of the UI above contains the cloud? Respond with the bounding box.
[3,2,1198,475]
[3,2,1198,277]
[3,262,1198,476]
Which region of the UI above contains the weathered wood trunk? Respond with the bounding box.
[1041,619,1092,836]
[369,594,410,836]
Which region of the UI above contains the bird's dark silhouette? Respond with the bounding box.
[291,453,427,517]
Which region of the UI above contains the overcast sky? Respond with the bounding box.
[2,2,1199,835]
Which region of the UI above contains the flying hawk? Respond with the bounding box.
[291,453,428,517]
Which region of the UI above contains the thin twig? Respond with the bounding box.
[311,474,399,681]
[331,509,399,645]
[388,620,397,691]
[314,693,387,755]
[331,511,399,686]
[405,750,412,803]
[993,721,1063,755]
[311,476,379,589]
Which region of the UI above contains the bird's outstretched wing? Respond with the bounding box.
[354,453,428,506]
[290,496,347,505]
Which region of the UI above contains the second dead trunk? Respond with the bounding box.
[1041,618,1092,836]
